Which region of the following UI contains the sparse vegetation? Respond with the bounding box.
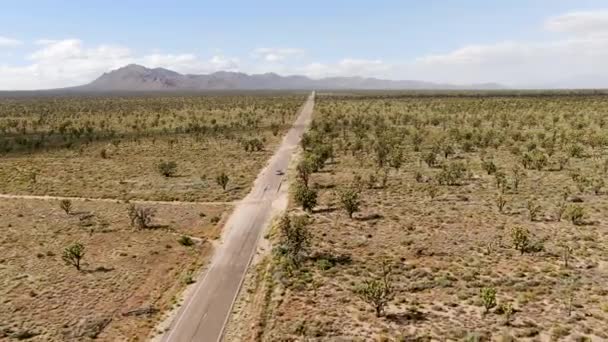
[216,172,230,191]
[251,92,608,340]
[62,242,85,271]
[59,199,72,215]
[157,160,178,177]
[338,187,361,218]
[127,204,155,229]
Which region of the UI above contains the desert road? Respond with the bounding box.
[160,91,315,342]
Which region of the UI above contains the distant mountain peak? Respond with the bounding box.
[75,65,506,91]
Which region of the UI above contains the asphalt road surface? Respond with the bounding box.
[161,91,315,342]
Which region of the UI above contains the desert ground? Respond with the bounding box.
[0,92,306,341]
[229,92,608,341]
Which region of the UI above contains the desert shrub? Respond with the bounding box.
[556,201,567,221]
[482,159,497,175]
[568,143,585,158]
[511,226,530,255]
[414,170,425,183]
[276,215,311,267]
[270,122,280,136]
[557,154,569,171]
[496,195,507,213]
[526,199,541,221]
[480,287,497,313]
[127,204,155,229]
[60,199,72,215]
[354,260,394,317]
[296,158,315,187]
[591,177,604,195]
[178,236,194,246]
[426,183,439,199]
[498,303,514,325]
[338,187,361,218]
[216,171,230,191]
[495,171,507,193]
[422,152,438,168]
[437,161,466,186]
[388,149,403,171]
[62,242,85,271]
[511,165,526,192]
[531,150,548,171]
[566,205,585,225]
[157,160,177,177]
[293,181,318,212]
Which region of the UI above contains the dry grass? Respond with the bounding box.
[256,94,608,341]
[0,94,305,202]
[0,92,307,340]
[0,197,229,341]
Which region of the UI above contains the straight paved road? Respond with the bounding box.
[161,91,315,342]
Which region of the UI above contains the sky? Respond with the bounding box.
[1,0,607,89]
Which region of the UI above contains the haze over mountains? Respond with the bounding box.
[73,64,505,91]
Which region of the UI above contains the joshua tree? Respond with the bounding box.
[293,181,318,212]
[339,187,361,218]
[62,242,85,271]
[216,172,230,191]
[60,199,72,215]
[277,215,311,267]
[511,226,530,255]
[480,287,497,314]
[354,260,394,317]
[127,204,155,229]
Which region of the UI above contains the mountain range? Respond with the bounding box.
[73,64,505,91]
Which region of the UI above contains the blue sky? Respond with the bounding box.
[1,0,608,89]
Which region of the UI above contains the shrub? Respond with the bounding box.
[592,177,604,195]
[296,158,315,187]
[422,152,437,168]
[556,201,566,221]
[568,143,584,158]
[495,171,507,193]
[293,181,318,212]
[127,204,155,229]
[60,199,72,215]
[216,172,230,191]
[437,162,466,186]
[511,226,530,255]
[511,165,526,192]
[276,215,311,267]
[339,188,361,218]
[566,205,585,225]
[178,236,195,247]
[354,260,394,317]
[480,287,497,313]
[526,199,541,221]
[426,184,439,200]
[496,195,507,213]
[157,160,177,177]
[62,242,85,271]
[388,149,403,171]
[498,303,514,325]
[482,159,497,175]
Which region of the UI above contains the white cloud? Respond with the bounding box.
[0,36,22,47]
[407,10,608,87]
[252,47,304,62]
[545,10,608,36]
[299,59,391,78]
[0,39,241,90]
[139,53,238,74]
